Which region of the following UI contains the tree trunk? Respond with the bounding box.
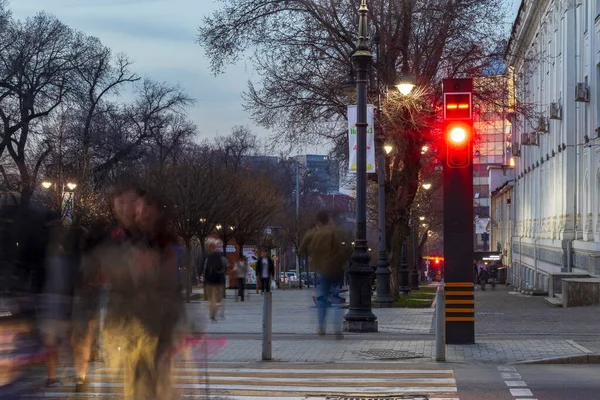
[389,218,410,300]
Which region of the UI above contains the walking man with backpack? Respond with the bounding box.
[203,238,228,321]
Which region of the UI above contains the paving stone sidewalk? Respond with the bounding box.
[184,285,600,364]
[196,337,591,365]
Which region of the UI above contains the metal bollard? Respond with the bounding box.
[435,286,446,361]
[262,291,272,360]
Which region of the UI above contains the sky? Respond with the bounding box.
[9,0,308,152]
[9,0,524,156]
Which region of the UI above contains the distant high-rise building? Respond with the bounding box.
[295,154,340,194]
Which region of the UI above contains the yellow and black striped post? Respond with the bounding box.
[444,282,474,343]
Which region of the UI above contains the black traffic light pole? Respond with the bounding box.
[442,78,475,345]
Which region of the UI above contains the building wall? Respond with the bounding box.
[296,154,340,194]
[490,181,515,279]
[506,0,600,290]
[473,76,514,251]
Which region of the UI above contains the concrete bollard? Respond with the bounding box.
[262,291,272,360]
[435,286,446,361]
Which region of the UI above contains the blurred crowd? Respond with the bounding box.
[0,184,188,399]
[0,183,353,399]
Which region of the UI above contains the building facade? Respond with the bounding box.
[506,0,600,291]
[474,76,514,251]
[295,154,340,194]
[490,178,515,270]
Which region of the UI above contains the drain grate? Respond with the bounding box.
[358,349,421,360]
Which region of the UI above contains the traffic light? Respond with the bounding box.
[445,122,472,168]
[443,84,473,169]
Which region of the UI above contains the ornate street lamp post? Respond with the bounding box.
[344,0,378,332]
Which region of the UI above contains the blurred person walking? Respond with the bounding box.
[203,238,227,321]
[132,190,183,399]
[256,248,275,294]
[39,217,84,387]
[235,255,249,301]
[70,224,106,392]
[99,187,184,399]
[300,211,348,338]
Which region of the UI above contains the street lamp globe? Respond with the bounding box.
[396,73,416,95]
[216,224,222,230]
[384,144,393,154]
[422,183,432,190]
[397,83,415,95]
[66,182,77,191]
[41,181,52,189]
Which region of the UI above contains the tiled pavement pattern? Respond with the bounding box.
[200,338,590,364]
[184,286,599,364]
[473,287,600,336]
[33,362,459,399]
[194,289,435,335]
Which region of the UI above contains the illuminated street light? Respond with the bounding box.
[66,182,77,191]
[396,74,416,95]
[419,216,425,221]
[422,183,432,190]
[384,144,393,154]
[216,224,222,230]
[421,145,429,154]
[41,181,52,189]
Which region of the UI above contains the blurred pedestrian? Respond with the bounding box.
[256,248,275,294]
[39,217,83,387]
[235,255,249,301]
[132,190,183,399]
[478,265,489,291]
[300,211,348,339]
[490,262,499,290]
[203,238,227,321]
[71,224,106,392]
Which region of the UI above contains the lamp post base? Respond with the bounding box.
[343,320,378,332]
[411,269,420,290]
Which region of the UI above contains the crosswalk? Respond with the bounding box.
[34,362,459,399]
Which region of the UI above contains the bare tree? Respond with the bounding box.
[215,125,259,172]
[198,0,509,298]
[230,172,283,255]
[91,78,194,182]
[0,12,83,204]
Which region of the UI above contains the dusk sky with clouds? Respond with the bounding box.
[9,0,522,155]
[10,0,278,148]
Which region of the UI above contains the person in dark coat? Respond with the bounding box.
[203,238,227,321]
[256,248,275,294]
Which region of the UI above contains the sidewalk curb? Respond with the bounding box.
[514,354,600,365]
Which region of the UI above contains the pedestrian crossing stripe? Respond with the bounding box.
[34,363,459,399]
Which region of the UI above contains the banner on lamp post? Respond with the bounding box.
[348,104,375,173]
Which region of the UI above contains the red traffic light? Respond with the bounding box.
[434,259,440,265]
[446,122,471,168]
